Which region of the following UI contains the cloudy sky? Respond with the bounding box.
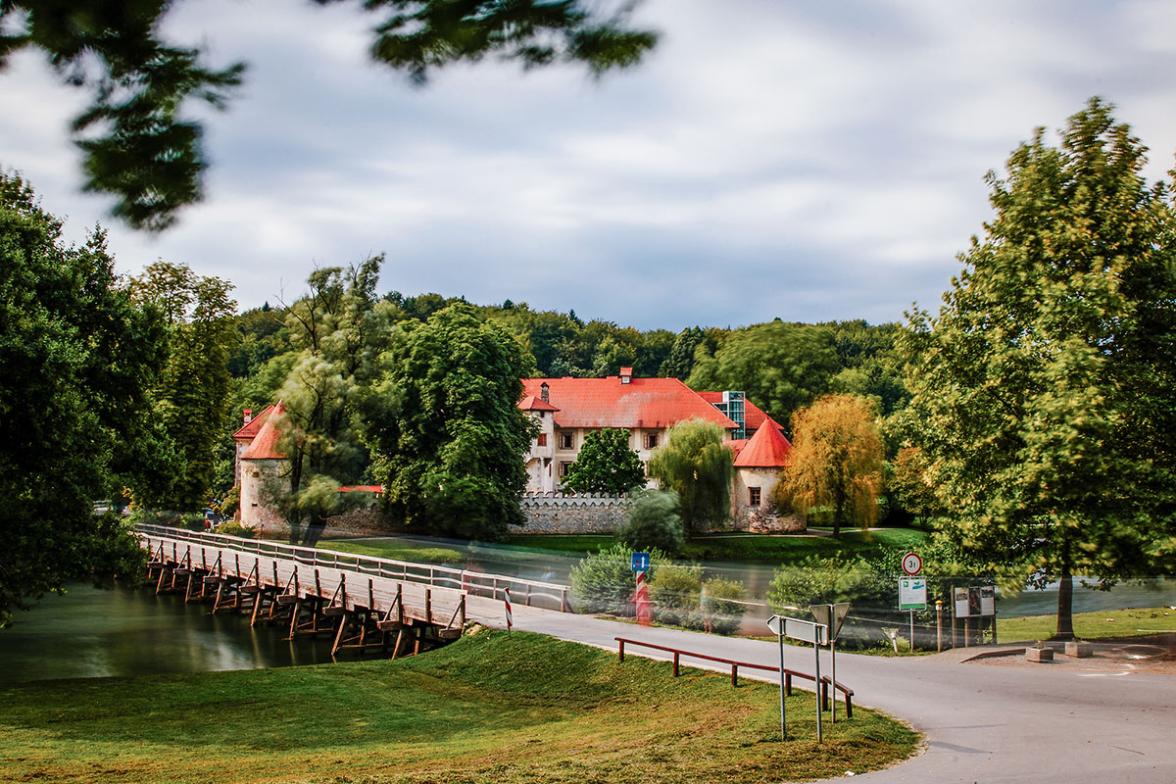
[3,0,1175,329]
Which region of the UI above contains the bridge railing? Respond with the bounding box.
[135,524,571,611]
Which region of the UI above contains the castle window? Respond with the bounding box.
[645,432,659,449]
[559,461,571,477]
[749,487,761,507]
[560,432,574,450]
[537,433,548,447]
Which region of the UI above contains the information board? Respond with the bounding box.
[898,577,927,610]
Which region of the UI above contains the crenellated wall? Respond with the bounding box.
[518,492,632,534]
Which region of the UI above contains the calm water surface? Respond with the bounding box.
[0,584,333,685]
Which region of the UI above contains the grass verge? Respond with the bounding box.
[0,630,918,784]
[997,606,1176,642]
[317,538,466,565]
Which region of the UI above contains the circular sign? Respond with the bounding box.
[901,551,923,576]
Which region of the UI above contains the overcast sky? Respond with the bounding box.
[3,0,1175,330]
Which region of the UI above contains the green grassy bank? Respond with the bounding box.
[997,606,1176,642]
[0,630,918,784]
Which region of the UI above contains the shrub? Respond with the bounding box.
[649,562,702,627]
[701,577,747,635]
[617,490,684,555]
[570,544,662,615]
[216,521,255,539]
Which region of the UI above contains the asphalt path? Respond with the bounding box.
[512,606,1176,783]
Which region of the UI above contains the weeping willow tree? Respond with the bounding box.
[778,394,884,537]
[649,420,734,531]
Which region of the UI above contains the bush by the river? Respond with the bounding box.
[649,562,702,626]
[616,490,684,556]
[570,543,663,614]
[701,577,747,635]
[216,521,255,539]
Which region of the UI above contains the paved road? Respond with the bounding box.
[512,606,1176,783]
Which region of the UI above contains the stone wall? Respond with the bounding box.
[518,492,631,534]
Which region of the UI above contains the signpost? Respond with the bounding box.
[767,615,829,742]
[810,602,850,722]
[899,552,924,650]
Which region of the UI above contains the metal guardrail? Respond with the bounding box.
[614,636,854,717]
[134,524,572,611]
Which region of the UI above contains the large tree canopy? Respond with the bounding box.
[562,427,645,495]
[0,173,158,624]
[0,1,658,231]
[900,98,1176,638]
[359,303,535,539]
[648,419,733,531]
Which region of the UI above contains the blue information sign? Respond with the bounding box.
[630,551,651,572]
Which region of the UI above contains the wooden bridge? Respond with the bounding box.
[137,525,571,658]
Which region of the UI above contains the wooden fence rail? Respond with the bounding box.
[135,524,571,612]
[614,636,854,718]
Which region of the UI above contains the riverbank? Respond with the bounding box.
[0,629,918,784]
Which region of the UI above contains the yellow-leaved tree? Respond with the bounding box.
[776,394,884,537]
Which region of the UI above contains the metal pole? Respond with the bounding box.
[777,630,787,740]
[936,599,943,652]
[830,638,837,723]
[909,609,916,653]
[813,639,823,743]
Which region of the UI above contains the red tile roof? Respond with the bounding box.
[696,392,783,433]
[518,394,559,412]
[521,377,737,430]
[338,485,384,494]
[232,405,274,441]
[733,420,793,468]
[725,438,750,459]
[241,401,287,460]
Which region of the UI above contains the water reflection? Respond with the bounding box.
[0,584,333,685]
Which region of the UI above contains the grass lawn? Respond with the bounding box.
[0,630,919,784]
[317,538,466,565]
[503,527,928,565]
[0,630,917,784]
[997,606,1176,642]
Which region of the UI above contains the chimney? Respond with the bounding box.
[620,367,633,384]
[243,408,253,425]
[540,382,550,403]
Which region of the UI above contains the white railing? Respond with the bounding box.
[135,524,571,611]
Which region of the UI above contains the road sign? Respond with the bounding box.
[809,602,851,642]
[630,552,650,572]
[766,615,829,646]
[899,577,927,610]
[901,551,923,576]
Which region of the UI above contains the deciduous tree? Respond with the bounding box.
[778,394,884,537]
[563,428,645,495]
[648,419,733,531]
[900,98,1176,638]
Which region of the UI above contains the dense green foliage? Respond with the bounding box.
[649,420,734,530]
[562,428,645,494]
[899,99,1176,638]
[617,490,685,555]
[0,630,918,784]
[0,173,155,623]
[700,577,748,635]
[360,304,535,539]
[569,543,662,614]
[649,561,703,625]
[0,1,656,230]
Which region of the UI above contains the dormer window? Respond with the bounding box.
[540,382,550,402]
[620,367,633,384]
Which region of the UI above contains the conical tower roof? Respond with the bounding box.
[733,422,792,468]
[241,401,287,460]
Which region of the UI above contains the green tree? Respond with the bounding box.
[0,2,656,230]
[131,261,237,510]
[562,428,645,494]
[778,394,884,537]
[0,173,160,624]
[687,321,839,428]
[648,419,733,531]
[360,304,535,539]
[899,98,1176,639]
[617,490,684,555]
[661,326,705,379]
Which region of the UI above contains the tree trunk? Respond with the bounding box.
[1055,570,1075,640]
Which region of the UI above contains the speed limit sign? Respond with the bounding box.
[901,551,923,576]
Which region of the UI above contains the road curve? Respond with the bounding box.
[512,605,1176,784]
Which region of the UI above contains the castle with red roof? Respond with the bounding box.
[520,367,794,526]
[233,369,796,531]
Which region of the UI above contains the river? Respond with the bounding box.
[0,584,333,685]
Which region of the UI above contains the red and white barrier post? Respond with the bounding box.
[503,586,513,632]
[635,569,652,626]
